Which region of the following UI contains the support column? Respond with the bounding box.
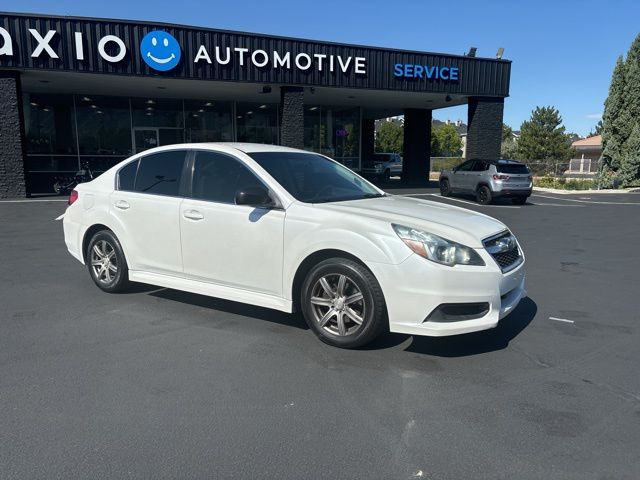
[466,97,504,160]
[0,71,27,198]
[361,118,375,164]
[279,86,304,149]
[402,108,432,185]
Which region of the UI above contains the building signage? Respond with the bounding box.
[393,63,460,81]
[0,26,367,75]
[0,14,508,97]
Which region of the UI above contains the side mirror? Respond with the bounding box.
[235,185,274,208]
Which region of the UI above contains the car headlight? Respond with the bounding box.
[392,224,485,267]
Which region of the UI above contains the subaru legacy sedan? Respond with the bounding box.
[63,143,526,348]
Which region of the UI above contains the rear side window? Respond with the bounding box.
[497,163,530,174]
[118,160,138,191]
[134,150,187,196]
[191,151,264,204]
[472,161,488,171]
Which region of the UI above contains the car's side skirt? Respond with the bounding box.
[128,270,293,313]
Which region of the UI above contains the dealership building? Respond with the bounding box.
[0,12,511,197]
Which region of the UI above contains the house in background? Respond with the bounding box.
[569,135,602,175]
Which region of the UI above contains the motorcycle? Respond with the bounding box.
[53,162,94,195]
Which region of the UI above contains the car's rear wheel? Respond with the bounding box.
[440,179,451,197]
[301,258,386,348]
[476,185,493,205]
[512,196,528,205]
[86,230,130,293]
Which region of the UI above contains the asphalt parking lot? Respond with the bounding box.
[1,188,639,479]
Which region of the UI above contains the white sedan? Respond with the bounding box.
[63,143,526,348]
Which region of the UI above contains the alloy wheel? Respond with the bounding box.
[90,240,118,284]
[309,273,366,337]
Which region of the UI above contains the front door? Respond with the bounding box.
[179,150,285,296]
[133,128,159,153]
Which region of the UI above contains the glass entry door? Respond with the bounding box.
[133,128,159,153]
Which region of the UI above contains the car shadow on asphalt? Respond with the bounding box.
[148,288,308,330]
[364,296,537,356]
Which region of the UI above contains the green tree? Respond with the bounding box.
[588,119,603,137]
[517,106,574,174]
[375,121,403,154]
[619,123,640,187]
[502,123,514,143]
[623,34,640,150]
[432,123,462,157]
[500,123,518,159]
[602,56,628,170]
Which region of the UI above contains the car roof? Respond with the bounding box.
[214,142,305,154]
[468,159,525,165]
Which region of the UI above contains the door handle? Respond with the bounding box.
[183,209,204,221]
[114,200,130,210]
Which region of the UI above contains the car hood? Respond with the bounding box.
[316,195,507,248]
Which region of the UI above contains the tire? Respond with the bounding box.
[440,179,451,197]
[511,196,528,205]
[476,185,493,205]
[53,181,64,195]
[381,169,391,183]
[300,258,387,348]
[86,230,130,293]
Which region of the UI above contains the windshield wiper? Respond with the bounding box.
[311,193,386,203]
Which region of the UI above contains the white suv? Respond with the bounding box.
[63,143,525,348]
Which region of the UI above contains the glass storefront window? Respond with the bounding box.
[76,95,132,156]
[185,99,233,142]
[131,97,184,128]
[23,93,77,155]
[326,106,360,169]
[303,106,361,169]
[236,102,278,145]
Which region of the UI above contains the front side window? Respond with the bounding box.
[456,161,474,172]
[134,150,186,196]
[191,151,265,204]
[248,152,382,203]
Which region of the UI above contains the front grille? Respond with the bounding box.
[483,231,523,272]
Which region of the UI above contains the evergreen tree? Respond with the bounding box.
[602,56,627,170]
[517,106,574,173]
[619,123,640,187]
[623,33,640,152]
[588,119,603,137]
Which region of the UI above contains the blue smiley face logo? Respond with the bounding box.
[140,30,181,71]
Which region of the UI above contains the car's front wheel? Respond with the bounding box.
[86,230,130,293]
[301,258,387,348]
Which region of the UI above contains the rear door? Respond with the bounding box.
[109,149,187,276]
[470,160,489,190]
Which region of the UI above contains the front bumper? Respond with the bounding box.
[366,251,526,337]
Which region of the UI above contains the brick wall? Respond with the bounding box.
[0,72,27,198]
[466,97,504,161]
[279,87,304,149]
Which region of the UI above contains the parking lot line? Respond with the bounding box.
[549,317,575,324]
[402,193,522,208]
[533,194,640,206]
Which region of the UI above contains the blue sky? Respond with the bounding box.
[5,0,639,135]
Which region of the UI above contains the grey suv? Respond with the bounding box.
[439,159,533,205]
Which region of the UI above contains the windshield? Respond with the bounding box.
[248,152,383,203]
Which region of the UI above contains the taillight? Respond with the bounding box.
[68,189,79,206]
[528,175,533,181]
[492,174,510,180]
